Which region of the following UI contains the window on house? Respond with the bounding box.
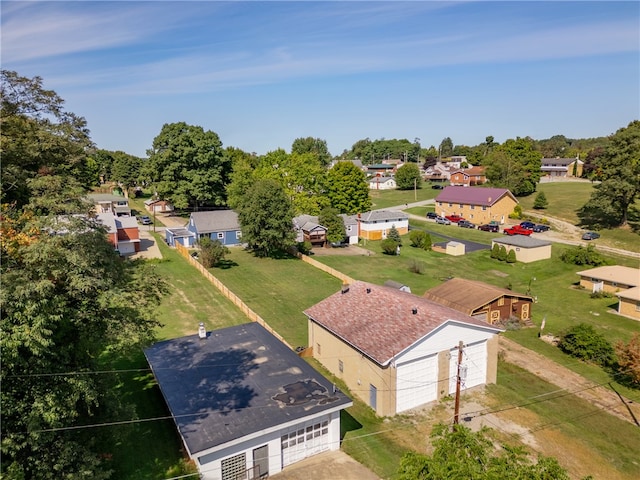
[438,202,442,207]
[635,302,640,312]
[448,203,452,207]
[470,205,475,210]
[482,206,487,211]
[459,204,463,208]
[498,298,505,306]
[221,453,247,480]
[236,231,242,239]
[217,233,224,239]
[316,343,321,355]
[339,360,343,373]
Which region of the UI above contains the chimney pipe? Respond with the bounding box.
[411,308,418,315]
[198,322,207,339]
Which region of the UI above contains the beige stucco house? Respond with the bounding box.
[435,186,518,225]
[491,236,552,263]
[304,281,503,417]
[576,266,640,320]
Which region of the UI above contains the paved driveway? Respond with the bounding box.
[420,227,491,253]
[270,450,380,480]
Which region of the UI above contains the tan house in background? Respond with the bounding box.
[491,236,552,263]
[304,281,503,417]
[576,266,640,320]
[357,210,409,241]
[541,157,584,178]
[435,186,517,224]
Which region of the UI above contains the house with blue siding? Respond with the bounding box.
[187,210,242,246]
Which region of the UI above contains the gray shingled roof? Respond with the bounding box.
[492,236,551,248]
[144,323,352,456]
[435,186,515,206]
[541,157,581,166]
[359,210,408,222]
[190,210,239,234]
[304,281,501,366]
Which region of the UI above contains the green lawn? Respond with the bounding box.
[369,184,440,209]
[517,182,595,224]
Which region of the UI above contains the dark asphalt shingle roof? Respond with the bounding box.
[492,236,552,248]
[144,323,352,455]
[359,210,408,222]
[304,281,501,366]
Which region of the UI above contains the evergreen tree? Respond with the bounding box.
[533,191,548,209]
[506,249,517,263]
[498,245,508,261]
[388,225,402,245]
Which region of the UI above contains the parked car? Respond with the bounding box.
[137,215,152,225]
[478,223,499,232]
[330,241,348,248]
[582,231,601,240]
[445,215,465,223]
[532,224,550,232]
[431,184,444,190]
[435,216,451,225]
[520,221,536,229]
[504,225,533,236]
[458,220,476,229]
[426,211,438,219]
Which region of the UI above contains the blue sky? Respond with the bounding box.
[2,1,638,158]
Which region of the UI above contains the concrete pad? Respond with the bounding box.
[270,450,380,480]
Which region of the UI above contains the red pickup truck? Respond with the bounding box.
[503,225,533,236]
[445,214,465,223]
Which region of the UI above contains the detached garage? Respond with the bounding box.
[145,323,352,480]
[305,281,502,417]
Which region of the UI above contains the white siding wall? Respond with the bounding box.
[196,412,341,480]
[448,341,487,394]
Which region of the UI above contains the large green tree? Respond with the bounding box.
[110,150,144,193]
[145,122,230,210]
[439,137,454,157]
[395,163,423,190]
[318,207,346,243]
[578,121,640,227]
[397,424,572,480]
[484,137,542,196]
[326,161,371,215]
[1,177,164,479]
[1,70,95,206]
[291,137,332,166]
[237,179,296,257]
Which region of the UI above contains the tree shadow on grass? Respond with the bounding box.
[215,259,238,270]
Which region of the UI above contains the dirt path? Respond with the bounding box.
[499,337,640,426]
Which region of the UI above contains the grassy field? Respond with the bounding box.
[517,181,595,224]
[369,184,440,209]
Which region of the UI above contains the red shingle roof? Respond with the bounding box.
[435,186,516,206]
[304,281,500,366]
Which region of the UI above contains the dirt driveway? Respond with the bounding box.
[270,450,380,480]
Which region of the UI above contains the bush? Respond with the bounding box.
[509,205,523,219]
[560,244,606,266]
[409,230,427,248]
[198,238,229,268]
[506,249,517,263]
[388,225,402,245]
[490,243,500,259]
[498,245,508,261]
[558,323,616,368]
[533,191,548,209]
[615,334,640,387]
[408,260,425,274]
[422,233,432,251]
[296,241,313,255]
[381,238,399,255]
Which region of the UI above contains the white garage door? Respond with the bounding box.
[396,354,438,413]
[117,241,136,255]
[449,341,487,394]
[281,418,329,467]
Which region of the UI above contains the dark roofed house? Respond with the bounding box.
[293,214,328,247]
[423,278,533,325]
[145,323,352,480]
[435,186,517,225]
[305,281,502,416]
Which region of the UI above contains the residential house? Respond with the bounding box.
[357,210,409,241]
[435,186,518,224]
[423,162,453,182]
[541,157,584,178]
[339,214,359,245]
[383,280,411,293]
[368,176,397,190]
[145,323,352,480]
[183,210,242,247]
[491,236,552,263]
[144,198,174,214]
[305,281,503,417]
[88,193,131,217]
[445,156,469,169]
[576,266,640,321]
[423,278,533,325]
[449,166,486,187]
[293,215,328,247]
[165,227,196,247]
[366,164,395,176]
[96,212,140,255]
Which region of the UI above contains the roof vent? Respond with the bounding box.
[198,322,207,339]
[341,285,350,294]
[366,288,371,294]
[411,307,418,315]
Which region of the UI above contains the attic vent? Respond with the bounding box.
[366,288,371,294]
[487,197,492,203]
[198,322,207,339]
[411,308,418,315]
[341,285,350,294]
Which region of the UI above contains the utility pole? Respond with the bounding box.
[453,341,464,426]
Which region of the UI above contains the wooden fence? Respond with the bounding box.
[295,252,355,285]
[175,243,292,349]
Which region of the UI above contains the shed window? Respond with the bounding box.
[221,453,246,480]
[217,232,224,239]
[236,231,242,239]
[498,298,505,306]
